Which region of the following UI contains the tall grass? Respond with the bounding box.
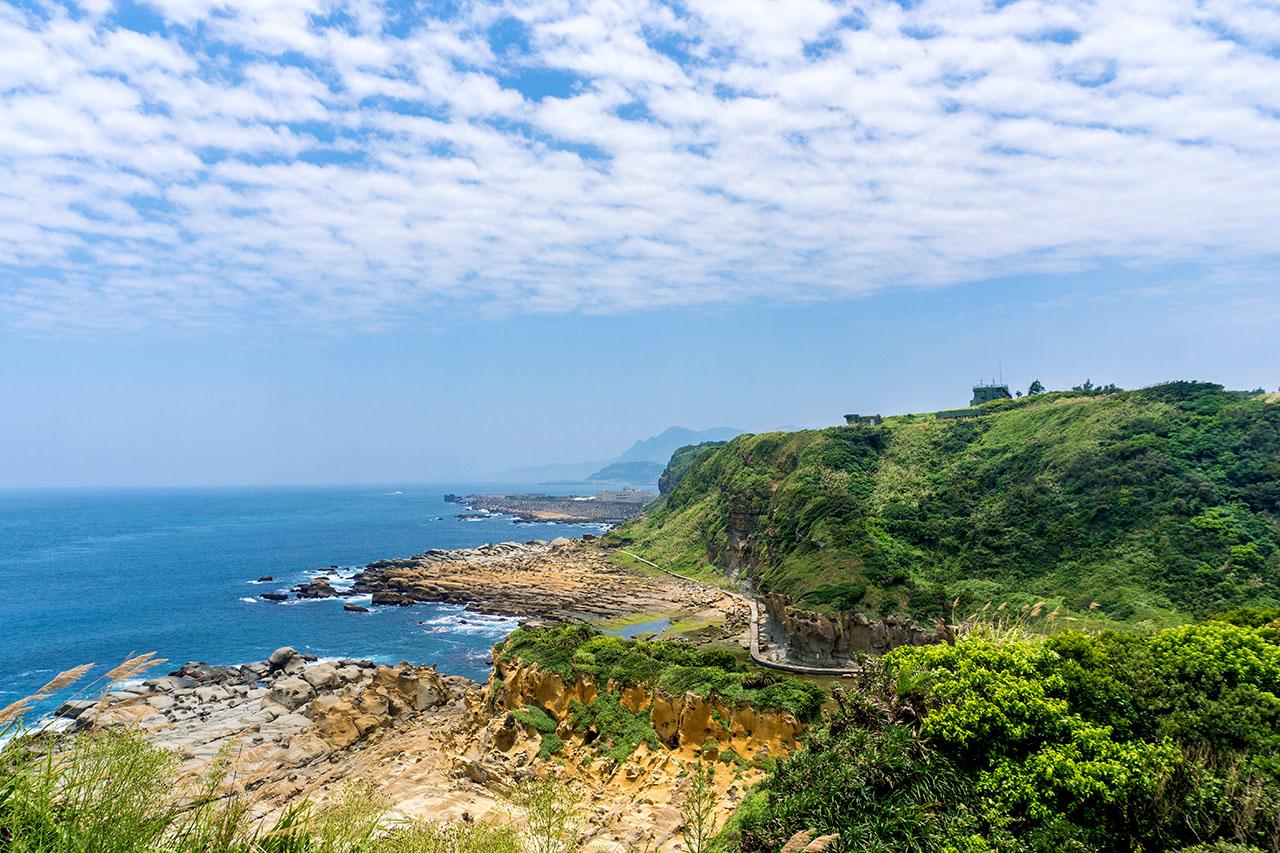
[0,655,528,852]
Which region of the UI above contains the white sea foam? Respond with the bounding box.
[239,597,257,604]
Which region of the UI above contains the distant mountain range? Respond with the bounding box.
[490,426,744,485]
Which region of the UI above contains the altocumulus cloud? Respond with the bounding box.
[1,0,1278,333]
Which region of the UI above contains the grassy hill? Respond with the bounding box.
[613,382,1280,628]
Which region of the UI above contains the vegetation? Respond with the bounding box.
[723,620,1280,853]
[512,778,580,853]
[615,382,1280,627]
[0,727,524,851]
[496,626,825,765]
[658,441,728,496]
[497,625,826,723]
[678,762,719,853]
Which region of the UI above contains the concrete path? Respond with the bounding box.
[616,550,860,677]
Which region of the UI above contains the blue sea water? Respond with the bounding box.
[0,485,605,717]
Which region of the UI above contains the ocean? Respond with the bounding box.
[0,485,606,718]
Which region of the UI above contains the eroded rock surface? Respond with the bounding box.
[353,540,742,636]
[70,643,791,851]
[762,591,942,663]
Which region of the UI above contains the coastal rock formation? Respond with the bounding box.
[352,540,740,635]
[762,591,941,663]
[294,577,342,599]
[488,658,804,761]
[67,639,790,852]
[456,493,652,524]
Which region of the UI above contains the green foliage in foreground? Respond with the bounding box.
[0,727,525,852]
[496,625,826,723]
[725,621,1280,853]
[617,382,1280,627]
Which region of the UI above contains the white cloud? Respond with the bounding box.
[0,0,1278,334]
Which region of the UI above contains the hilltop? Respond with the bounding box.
[614,382,1280,640]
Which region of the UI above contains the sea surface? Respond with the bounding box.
[0,485,606,717]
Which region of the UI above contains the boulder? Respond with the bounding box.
[302,662,341,690]
[294,578,339,599]
[54,700,96,720]
[257,575,273,582]
[194,685,230,703]
[266,677,316,711]
[264,645,304,671]
[143,675,199,693]
[260,592,289,602]
[372,591,411,606]
[344,603,370,613]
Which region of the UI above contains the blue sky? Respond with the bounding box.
[1,0,1278,486]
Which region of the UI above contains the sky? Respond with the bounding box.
[1,0,1278,487]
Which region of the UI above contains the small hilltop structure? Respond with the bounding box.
[969,381,1012,406]
[844,381,1017,425]
[938,380,1014,419]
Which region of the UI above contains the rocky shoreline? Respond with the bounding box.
[42,539,776,849]
[450,493,651,524]
[64,639,787,850]
[350,540,749,639]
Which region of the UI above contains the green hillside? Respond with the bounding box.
[614,382,1280,628]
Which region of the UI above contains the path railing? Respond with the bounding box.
[616,550,860,676]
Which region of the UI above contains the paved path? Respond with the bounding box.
[616,550,860,677]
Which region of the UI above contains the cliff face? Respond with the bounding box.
[762,591,941,662]
[658,441,728,495]
[718,498,940,663]
[621,383,1280,643]
[487,658,805,760]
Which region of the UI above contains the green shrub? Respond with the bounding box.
[512,705,557,735]
[728,622,1280,852]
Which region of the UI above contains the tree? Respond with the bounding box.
[1028,380,1045,396]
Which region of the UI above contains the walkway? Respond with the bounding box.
[616,550,860,677]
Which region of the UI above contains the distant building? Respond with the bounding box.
[936,382,1015,419]
[970,382,1012,407]
[844,413,883,426]
[596,487,654,504]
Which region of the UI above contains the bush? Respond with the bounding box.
[727,622,1280,852]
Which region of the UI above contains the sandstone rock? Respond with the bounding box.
[195,685,230,703]
[344,603,369,613]
[268,647,300,672]
[267,677,316,711]
[144,675,199,693]
[54,700,96,720]
[371,591,410,606]
[260,592,289,602]
[762,592,941,662]
[302,663,340,691]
